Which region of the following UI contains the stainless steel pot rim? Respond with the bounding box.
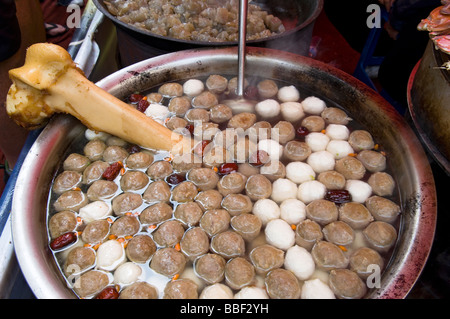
[12,46,437,299]
[92,0,324,46]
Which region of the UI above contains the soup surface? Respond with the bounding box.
[47,75,401,299]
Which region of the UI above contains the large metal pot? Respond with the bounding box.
[12,47,436,299]
[93,0,323,66]
[408,40,450,175]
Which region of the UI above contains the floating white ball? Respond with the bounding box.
[301,96,327,114]
[234,286,269,299]
[301,278,336,299]
[297,180,326,204]
[306,150,336,173]
[114,262,143,285]
[265,219,295,250]
[345,180,372,203]
[284,245,315,280]
[285,161,316,184]
[326,140,354,159]
[183,79,204,97]
[305,132,330,152]
[257,139,283,160]
[280,102,305,122]
[325,124,350,140]
[252,198,281,225]
[277,85,300,102]
[280,198,306,225]
[271,178,298,203]
[96,240,126,271]
[200,283,234,299]
[79,200,112,223]
[255,99,281,118]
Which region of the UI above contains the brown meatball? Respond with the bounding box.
[338,202,374,230]
[202,146,232,168]
[126,151,154,170]
[119,281,158,299]
[187,167,219,191]
[200,209,231,237]
[143,180,171,203]
[246,121,272,141]
[73,270,109,298]
[329,269,367,299]
[257,79,278,99]
[225,257,255,290]
[210,104,233,123]
[238,162,260,178]
[152,220,185,247]
[53,171,82,194]
[245,174,272,201]
[365,196,400,223]
[272,121,295,144]
[317,171,346,190]
[63,153,90,172]
[349,247,385,279]
[260,160,286,182]
[53,190,88,212]
[126,234,157,263]
[206,74,228,94]
[321,107,351,125]
[295,219,324,251]
[168,96,191,116]
[112,192,143,216]
[180,227,210,259]
[265,268,301,299]
[334,156,366,180]
[150,247,187,277]
[146,92,163,103]
[301,115,325,132]
[217,172,247,196]
[357,150,386,173]
[368,172,396,197]
[64,246,96,276]
[110,215,140,237]
[102,145,129,164]
[146,160,173,180]
[230,213,262,241]
[120,170,150,192]
[363,221,397,253]
[306,199,339,226]
[249,244,284,275]
[195,189,223,211]
[166,116,188,131]
[140,202,173,225]
[192,91,218,109]
[84,139,106,161]
[227,112,257,131]
[106,136,128,148]
[81,219,110,244]
[82,161,109,185]
[163,279,199,299]
[87,180,118,201]
[172,153,202,173]
[283,140,311,162]
[311,241,349,271]
[211,230,245,259]
[48,211,78,239]
[322,221,355,246]
[185,108,210,123]
[195,253,226,284]
[158,82,183,97]
[172,181,198,203]
[174,202,203,227]
[348,130,375,151]
[221,194,253,216]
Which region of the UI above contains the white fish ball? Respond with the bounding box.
[183,79,204,97]
[114,262,142,285]
[285,161,316,184]
[257,139,283,160]
[234,286,269,299]
[280,198,306,225]
[277,85,300,102]
[255,99,281,118]
[297,180,326,204]
[284,245,315,280]
[345,180,372,203]
[271,178,298,203]
[301,96,327,114]
[144,103,169,120]
[305,132,330,152]
[280,102,305,122]
[252,198,280,225]
[326,140,354,159]
[85,129,110,141]
[96,240,126,271]
[200,283,234,299]
[265,219,296,250]
[306,150,336,173]
[301,278,336,299]
[79,200,112,223]
[325,124,350,140]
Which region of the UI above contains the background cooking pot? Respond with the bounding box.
[12,47,436,299]
[92,0,323,66]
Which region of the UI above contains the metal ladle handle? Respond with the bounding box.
[237,0,248,97]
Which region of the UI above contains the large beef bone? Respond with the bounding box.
[6,43,191,153]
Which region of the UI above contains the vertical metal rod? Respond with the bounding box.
[237,0,248,97]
